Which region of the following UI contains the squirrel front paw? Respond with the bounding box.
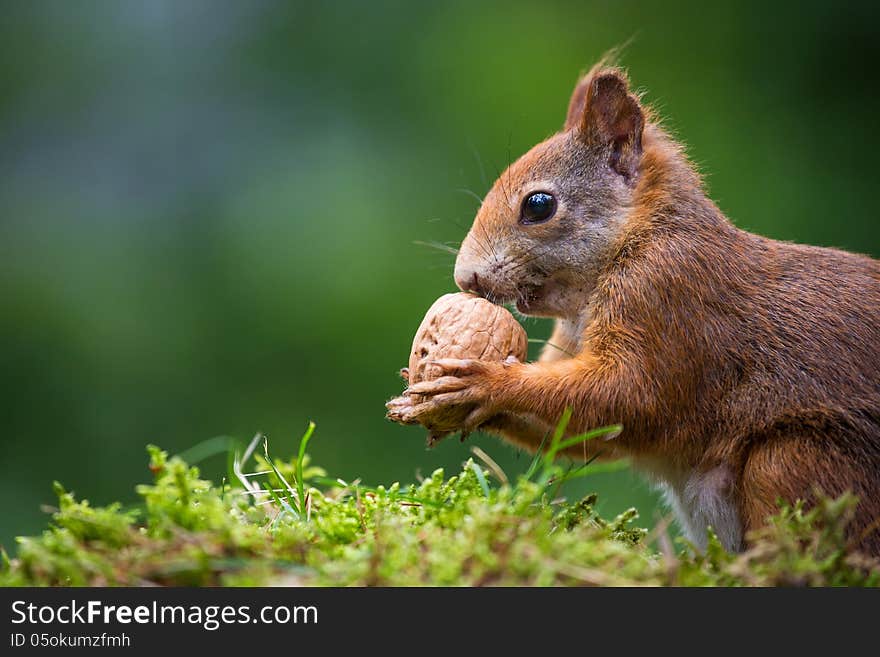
[385,393,454,446]
[387,358,511,442]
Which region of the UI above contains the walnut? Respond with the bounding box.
[388,292,527,444]
[407,292,527,385]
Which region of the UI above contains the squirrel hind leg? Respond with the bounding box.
[660,464,743,553]
[741,436,880,556]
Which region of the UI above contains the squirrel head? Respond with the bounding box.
[454,66,646,319]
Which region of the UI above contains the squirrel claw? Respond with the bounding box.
[426,430,450,448]
[386,395,418,425]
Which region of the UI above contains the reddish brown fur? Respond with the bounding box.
[398,62,880,553]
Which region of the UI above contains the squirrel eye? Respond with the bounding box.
[520,192,557,225]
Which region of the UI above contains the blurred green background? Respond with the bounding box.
[2,0,879,550]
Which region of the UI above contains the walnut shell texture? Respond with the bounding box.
[406,292,527,437]
[408,292,527,382]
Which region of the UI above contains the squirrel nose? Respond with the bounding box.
[455,268,485,297]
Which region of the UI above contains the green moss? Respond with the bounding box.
[1,437,877,587]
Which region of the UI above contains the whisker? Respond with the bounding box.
[470,238,495,265]
[413,240,459,256]
[468,175,503,267]
[477,221,503,269]
[421,214,497,269]
[505,131,515,208]
[462,219,495,263]
[468,139,489,191]
[455,188,484,205]
[421,215,491,263]
[491,160,511,209]
[446,217,470,232]
[506,242,554,277]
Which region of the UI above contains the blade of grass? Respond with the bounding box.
[233,433,264,492]
[544,407,573,466]
[263,437,300,516]
[226,441,237,490]
[175,435,235,466]
[470,461,490,497]
[470,445,508,486]
[263,480,297,519]
[523,430,553,483]
[548,454,630,487]
[550,424,622,457]
[296,421,316,522]
[576,459,630,475]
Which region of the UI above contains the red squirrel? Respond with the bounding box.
[391,60,880,554]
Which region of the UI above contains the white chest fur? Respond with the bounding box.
[635,459,743,553]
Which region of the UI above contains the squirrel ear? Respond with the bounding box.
[564,75,592,133]
[567,71,644,181]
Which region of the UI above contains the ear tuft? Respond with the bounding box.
[565,68,644,181]
[564,75,592,132]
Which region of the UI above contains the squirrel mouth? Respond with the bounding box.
[515,286,542,314]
